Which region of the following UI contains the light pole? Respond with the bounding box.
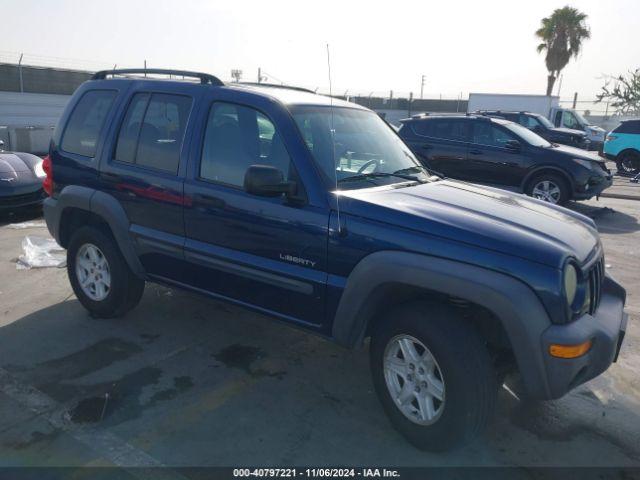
[420,75,426,99]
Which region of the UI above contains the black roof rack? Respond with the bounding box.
[236,82,315,94]
[91,68,224,86]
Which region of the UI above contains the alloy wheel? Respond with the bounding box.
[532,180,561,204]
[75,243,111,301]
[383,334,445,425]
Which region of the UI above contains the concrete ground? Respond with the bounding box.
[0,197,638,475]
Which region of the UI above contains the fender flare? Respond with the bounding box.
[331,251,553,398]
[44,186,145,278]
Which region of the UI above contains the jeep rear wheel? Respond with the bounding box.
[370,302,497,451]
[67,226,144,318]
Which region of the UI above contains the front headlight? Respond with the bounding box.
[573,158,594,169]
[33,161,46,178]
[564,263,578,308]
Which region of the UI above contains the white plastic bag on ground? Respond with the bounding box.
[6,221,47,229]
[16,236,66,269]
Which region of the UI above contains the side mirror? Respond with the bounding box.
[244,165,295,197]
[505,140,521,152]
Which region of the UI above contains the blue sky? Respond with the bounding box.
[1,0,638,100]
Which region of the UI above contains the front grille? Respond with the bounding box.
[587,256,605,315]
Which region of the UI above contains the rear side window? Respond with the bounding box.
[61,90,117,157]
[114,93,192,174]
[414,119,469,142]
[200,102,291,187]
[613,121,640,134]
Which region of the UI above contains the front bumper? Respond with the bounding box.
[0,188,46,211]
[573,172,613,200]
[540,275,627,399]
[587,140,604,152]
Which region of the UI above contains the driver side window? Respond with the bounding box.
[200,102,291,187]
[472,122,517,148]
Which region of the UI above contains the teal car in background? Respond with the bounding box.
[603,119,640,176]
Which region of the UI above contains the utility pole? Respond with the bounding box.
[420,75,426,99]
[18,53,24,93]
[258,67,261,83]
[408,92,413,117]
[572,92,578,109]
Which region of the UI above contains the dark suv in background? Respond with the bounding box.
[398,114,612,204]
[475,110,590,149]
[43,69,626,452]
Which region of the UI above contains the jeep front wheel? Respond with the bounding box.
[370,303,497,451]
[67,226,145,318]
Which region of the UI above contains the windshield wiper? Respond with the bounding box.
[394,165,445,180]
[338,172,425,184]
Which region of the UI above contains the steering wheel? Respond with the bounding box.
[357,158,381,174]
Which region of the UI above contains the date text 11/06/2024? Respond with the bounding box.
[232,468,400,478]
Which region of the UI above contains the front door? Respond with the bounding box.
[468,121,528,186]
[183,100,329,328]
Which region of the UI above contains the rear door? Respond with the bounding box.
[468,120,529,186]
[406,119,471,179]
[99,85,200,280]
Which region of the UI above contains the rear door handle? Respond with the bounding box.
[193,193,225,209]
[421,144,433,150]
[469,149,483,155]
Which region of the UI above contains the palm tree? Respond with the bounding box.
[536,6,590,96]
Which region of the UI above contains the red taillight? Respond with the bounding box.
[42,154,53,196]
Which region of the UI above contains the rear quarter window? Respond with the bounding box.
[61,90,118,157]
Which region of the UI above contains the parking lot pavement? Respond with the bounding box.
[601,163,640,201]
[0,198,639,471]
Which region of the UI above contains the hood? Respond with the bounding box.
[549,144,605,162]
[551,127,586,137]
[339,180,599,268]
[0,153,31,174]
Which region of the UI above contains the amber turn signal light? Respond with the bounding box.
[549,340,592,359]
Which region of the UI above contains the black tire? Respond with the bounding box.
[67,226,144,318]
[370,302,497,452]
[525,172,570,205]
[615,150,640,176]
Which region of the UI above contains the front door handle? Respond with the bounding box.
[421,144,433,150]
[469,149,483,155]
[193,193,225,209]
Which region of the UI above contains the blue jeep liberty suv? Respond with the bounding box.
[42,69,627,451]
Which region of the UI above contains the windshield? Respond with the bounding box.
[573,111,589,127]
[292,106,432,190]
[503,122,552,148]
[534,114,554,129]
